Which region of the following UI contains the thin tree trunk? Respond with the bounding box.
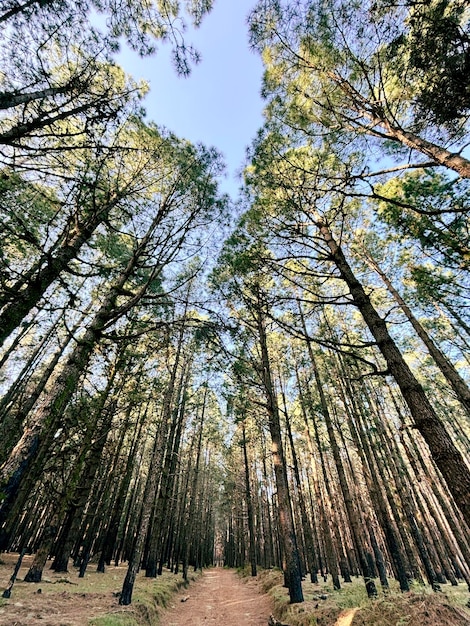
[97,398,147,573]
[255,299,304,603]
[281,383,318,583]
[299,376,344,588]
[306,344,377,597]
[242,420,257,577]
[119,402,171,605]
[333,352,411,591]
[364,252,470,415]
[145,324,188,578]
[181,384,208,581]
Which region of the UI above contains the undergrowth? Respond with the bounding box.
[254,570,470,626]
[89,571,198,626]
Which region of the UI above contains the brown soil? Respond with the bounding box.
[0,553,136,625]
[0,554,274,626]
[1,553,470,626]
[159,568,274,626]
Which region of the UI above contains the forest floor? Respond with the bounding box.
[0,552,194,625]
[158,567,274,625]
[256,568,470,626]
[0,553,470,626]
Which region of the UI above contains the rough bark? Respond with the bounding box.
[316,217,470,525]
[365,253,470,415]
[255,301,304,603]
[0,197,117,347]
[242,420,258,577]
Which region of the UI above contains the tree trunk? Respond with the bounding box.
[281,385,318,583]
[23,517,58,583]
[315,217,470,524]
[364,252,470,415]
[0,311,87,466]
[255,300,304,603]
[306,342,377,598]
[334,72,470,178]
[0,197,117,347]
[51,396,117,572]
[145,328,189,578]
[97,399,147,573]
[242,420,257,577]
[119,382,176,604]
[333,353,411,591]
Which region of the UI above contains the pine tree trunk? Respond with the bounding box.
[365,253,470,415]
[242,420,258,577]
[145,335,188,578]
[0,196,117,347]
[255,302,304,603]
[296,369,342,588]
[371,393,439,587]
[334,76,470,178]
[333,355,410,591]
[0,314,82,466]
[303,332,377,597]
[119,387,176,604]
[97,400,147,573]
[52,398,116,572]
[0,233,158,540]
[23,517,58,583]
[282,393,318,583]
[316,217,470,524]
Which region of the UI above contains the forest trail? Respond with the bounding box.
[160,567,274,626]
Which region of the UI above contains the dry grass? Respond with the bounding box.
[256,570,470,626]
[2,554,470,626]
[0,553,198,625]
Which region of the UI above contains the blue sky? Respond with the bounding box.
[119,0,265,197]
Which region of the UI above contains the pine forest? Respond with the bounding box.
[0,1,469,625]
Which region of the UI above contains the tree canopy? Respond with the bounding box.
[1,0,470,619]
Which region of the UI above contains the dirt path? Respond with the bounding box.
[160,568,274,626]
[334,607,359,626]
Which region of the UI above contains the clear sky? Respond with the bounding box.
[119,0,265,197]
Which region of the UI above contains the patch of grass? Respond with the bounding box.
[258,568,284,592]
[89,615,140,626]
[258,575,470,626]
[237,565,252,578]
[332,579,369,609]
[88,570,199,626]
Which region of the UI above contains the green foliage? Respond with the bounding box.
[383,0,470,129]
[249,0,469,173]
[0,0,214,63]
[375,171,470,269]
[0,172,57,263]
[0,0,216,172]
